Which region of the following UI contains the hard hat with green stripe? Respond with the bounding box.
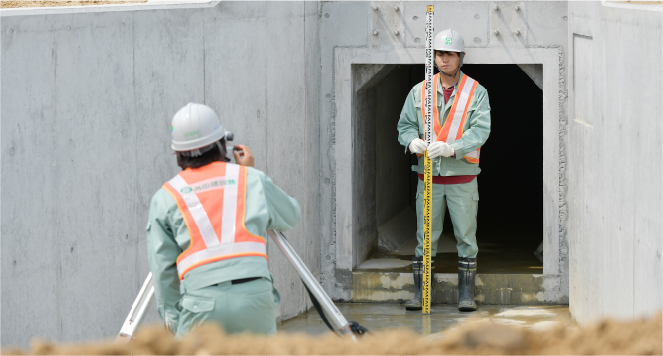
[434,29,465,53]
[434,29,466,72]
[171,103,232,157]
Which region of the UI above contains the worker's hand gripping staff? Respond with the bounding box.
[409,138,428,155]
[427,141,455,158]
[411,140,455,159]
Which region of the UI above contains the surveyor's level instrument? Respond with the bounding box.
[116,273,154,343]
[422,4,434,315]
[117,231,366,342]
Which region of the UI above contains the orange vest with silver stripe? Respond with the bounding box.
[418,73,481,164]
[162,161,267,280]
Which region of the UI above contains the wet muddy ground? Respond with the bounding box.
[278,304,574,336]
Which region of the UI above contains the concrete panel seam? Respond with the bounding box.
[52,26,62,341]
[132,10,139,306]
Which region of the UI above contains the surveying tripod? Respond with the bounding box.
[116,230,367,343]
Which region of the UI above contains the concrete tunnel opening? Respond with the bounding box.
[353,63,543,274]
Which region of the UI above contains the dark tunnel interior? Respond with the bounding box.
[358,63,543,274]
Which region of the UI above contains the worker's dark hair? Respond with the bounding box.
[435,50,461,57]
[176,138,229,170]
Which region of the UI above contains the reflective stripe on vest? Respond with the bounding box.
[418,73,481,164]
[162,161,267,280]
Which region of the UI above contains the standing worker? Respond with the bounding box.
[146,103,301,337]
[397,29,491,312]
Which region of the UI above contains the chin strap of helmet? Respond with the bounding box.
[440,68,459,78]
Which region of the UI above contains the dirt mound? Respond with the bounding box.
[3,312,661,355]
[1,1,147,9]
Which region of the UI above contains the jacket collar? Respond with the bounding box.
[438,71,464,111]
[437,70,463,95]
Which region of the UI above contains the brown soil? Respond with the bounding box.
[3,312,661,355]
[1,1,147,8]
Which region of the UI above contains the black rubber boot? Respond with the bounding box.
[405,257,423,310]
[430,260,436,297]
[458,257,477,311]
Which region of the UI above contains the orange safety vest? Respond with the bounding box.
[418,73,481,164]
[162,161,267,280]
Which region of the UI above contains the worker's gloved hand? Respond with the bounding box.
[233,144,255,167]
[409,138,428,154]
[427,141,455,158]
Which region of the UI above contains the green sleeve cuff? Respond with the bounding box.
[449,142,465,160]
[397,87,423,154]
[402,135,419,153]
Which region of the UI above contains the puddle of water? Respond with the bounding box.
[495,308,557,317]
[492,318,528,326]
[358,258,411,270]
[530,320,563,331]
[278,304,574,336]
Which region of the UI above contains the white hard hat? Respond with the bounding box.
[434,29,465,53]
[171,103,227,153]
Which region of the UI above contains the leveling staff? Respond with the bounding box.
[146,103,301,337]
[397,29,491,312]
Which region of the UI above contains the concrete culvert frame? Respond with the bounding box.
[348,61,546,304]
[321,2,568,304]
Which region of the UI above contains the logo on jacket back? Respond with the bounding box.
[180,177,237,194]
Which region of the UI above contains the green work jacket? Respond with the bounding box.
[145,163,301,332]
[397,71,491,176]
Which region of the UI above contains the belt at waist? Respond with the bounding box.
[211,277,261,286]
[417,174,476,185]
[232,277,261,285]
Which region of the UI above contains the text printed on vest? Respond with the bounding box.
[163,162,267,279]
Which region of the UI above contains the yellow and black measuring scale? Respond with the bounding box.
[422,4,434,318]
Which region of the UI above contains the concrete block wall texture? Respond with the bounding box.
[318,1,571,302]
[1,1,320,347]
[567,2,662,325]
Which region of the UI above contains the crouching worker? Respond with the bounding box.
[146,103,301,338]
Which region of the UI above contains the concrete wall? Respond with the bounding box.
[567,2,662,324]
[1,1,320,347]
[321,1,570,301]
[375,66,412,228]
[351,64,413,263]
[353,72,378,268]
